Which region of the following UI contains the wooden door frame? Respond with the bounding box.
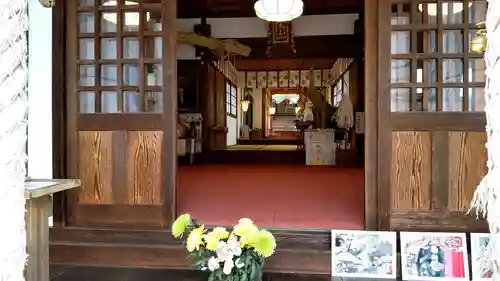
[52,0,383,230]
[261,88,304,131]
[364,0,389,230]
[57,0,178,227]
[364,0,377,230]
[371,0,489,232]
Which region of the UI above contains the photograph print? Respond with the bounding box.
[471,233,493,281]
[400,232,469,281]
[331,230,397,279]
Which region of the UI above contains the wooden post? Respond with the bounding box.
[25,195,51,281]
[24,179,80,281]
[162,0,177,225]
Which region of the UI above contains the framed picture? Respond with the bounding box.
[400,232,469,281]
[471,233,493,281]
[331,230,397,279]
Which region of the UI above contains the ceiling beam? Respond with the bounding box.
[234,35,361,59]
[235,58,337,71]
[177,0,359,18]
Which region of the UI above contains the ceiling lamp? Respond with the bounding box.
[418,2,473,16]
[254,0,304,22]
[102,0,151,26]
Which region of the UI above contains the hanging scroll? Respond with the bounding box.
[257,71,267,88]
[246,71,257,89]
[300,70,310,87]
[244,69,330,89]
[267,71,278,88]
[279,71,289,88]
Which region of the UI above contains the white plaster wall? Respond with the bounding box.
[176,14,358,38]
[226,116,238,146]
[176,43,196,59]
[28,0,52,179]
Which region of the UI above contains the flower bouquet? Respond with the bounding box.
[172,214,277,281]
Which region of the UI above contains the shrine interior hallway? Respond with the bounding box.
[178,164,365,229]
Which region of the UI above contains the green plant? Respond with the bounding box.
[171,214,277,281]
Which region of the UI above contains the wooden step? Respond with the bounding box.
[50,265,332,281]
[49,227,330,274]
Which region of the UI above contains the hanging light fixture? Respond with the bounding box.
[295,106,301,114]
[254,0,304,22]
[240,100,250,112]
[269,106,276,115]
[102,0,151,26]
[418,2,473,16]
[471,22,487,53]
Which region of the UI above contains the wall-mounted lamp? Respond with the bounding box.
[240,100,250,112]
[38,0,55,7]
[471,22,487,53]
[269,106,276,115]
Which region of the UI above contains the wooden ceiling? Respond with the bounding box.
[177,0,361,18]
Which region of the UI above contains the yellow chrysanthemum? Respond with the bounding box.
[248,229,276,258]
[171,213,192,238]
[186,225,205,252]
[203,227,229,251]
[233,218,259,238]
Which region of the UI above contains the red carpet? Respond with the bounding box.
[178,164,365,229]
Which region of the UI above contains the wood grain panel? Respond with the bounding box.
[73,205,164,227]
[390,210,487,232]
[448,132,488,211]
[126,131,163,205]
[77,131,114,204]
[391,132,432,211]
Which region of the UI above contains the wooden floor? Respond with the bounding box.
[227,144,297,151]
[50,265,333,281]
[178,164,365,229]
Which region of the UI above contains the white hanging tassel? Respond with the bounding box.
[0,0,29,280]
[469,0,500,279]
[334,94,354,129]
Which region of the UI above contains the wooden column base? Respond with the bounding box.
[26,195,51,281]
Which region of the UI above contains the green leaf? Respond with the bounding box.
[215,269,223,280]
[249,263,257,281]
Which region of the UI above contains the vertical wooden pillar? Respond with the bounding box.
[200,63,216,150]
[376,0,391,231]
[364,0,379,230]
[26,195,51,281]
[213,71,228,149]
[162,0,177,225]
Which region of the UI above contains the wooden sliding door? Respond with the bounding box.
[376,0,488,231]
[65,0,176,227]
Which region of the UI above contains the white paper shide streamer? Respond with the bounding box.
[0,0,29,280]
[335,93,354,129]
[470,0,500,279]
